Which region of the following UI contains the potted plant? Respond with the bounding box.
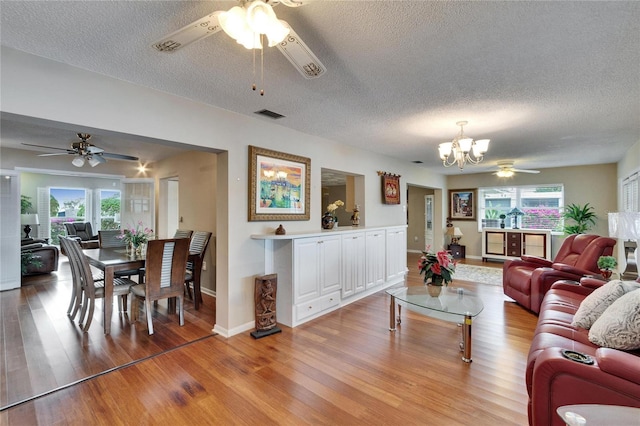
[563,203,597,234]
[597,255,617,280]
[499,214,506,228]
[418,246,456,296]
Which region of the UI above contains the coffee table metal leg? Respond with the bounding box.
[461,314,473,363]
[389,295,396,331]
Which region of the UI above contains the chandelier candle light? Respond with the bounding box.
[438,121,490,170]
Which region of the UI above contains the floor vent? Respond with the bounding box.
[412,160,423,164]
[255,109,285,119]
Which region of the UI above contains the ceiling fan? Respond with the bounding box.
[493,161,540,177]
[22,133,139,167]
[151,0,326,82]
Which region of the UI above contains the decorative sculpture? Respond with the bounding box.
[251,274,282,339]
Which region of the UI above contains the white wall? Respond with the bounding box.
[1,47,447,335]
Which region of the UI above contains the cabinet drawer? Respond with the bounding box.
[321,292,340,311]
[296,300,322,321]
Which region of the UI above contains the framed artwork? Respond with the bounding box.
[449,189,476,220]
[380,172,401,204]
[249,145,311,221]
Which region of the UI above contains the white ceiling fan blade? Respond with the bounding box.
[152,12,223,53]
[512,168,540,174]
[276,25,326,79]
[86,145,104,154]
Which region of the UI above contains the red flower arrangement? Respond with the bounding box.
[418,246,456,286]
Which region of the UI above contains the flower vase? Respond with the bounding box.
[600,269,613,281]
[426,284,443,297]
[426,275,445,297]
[322,212,335,230]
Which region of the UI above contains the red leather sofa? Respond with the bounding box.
[527,278,640,426]
[503,234,616,314]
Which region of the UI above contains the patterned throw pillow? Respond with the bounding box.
[588,289,640,350]
[572,280,638,329]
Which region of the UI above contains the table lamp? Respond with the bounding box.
[608,212,640,279]
[446,226,463,245]
[21,213,40,239]
[507,207,525,229]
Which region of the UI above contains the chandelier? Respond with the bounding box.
[217,1,290,50]
[438,121,490,170]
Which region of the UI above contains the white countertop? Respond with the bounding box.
[251,224,407,240]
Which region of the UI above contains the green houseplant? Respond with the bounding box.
[597,255,617,280]
[562,203,597,234]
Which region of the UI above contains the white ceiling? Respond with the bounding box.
[1,1,639,175]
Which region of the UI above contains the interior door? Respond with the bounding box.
[121,178,155,234]
[425,195,434,250]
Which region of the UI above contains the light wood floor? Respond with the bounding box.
[2,254,538,425]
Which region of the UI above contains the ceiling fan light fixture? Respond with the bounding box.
[87,156,102,167]
[496,169,514,178]
[219,7,250,42]
[246,1,277,34]
[266,19,291,46]
[72,155,85,167]
[438,121,490,170]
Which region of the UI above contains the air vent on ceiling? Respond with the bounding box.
[255,109,285,120]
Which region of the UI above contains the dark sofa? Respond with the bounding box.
[526,277,640,425]
[21,238,59,275]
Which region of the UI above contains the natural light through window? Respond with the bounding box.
[478,185,564,232]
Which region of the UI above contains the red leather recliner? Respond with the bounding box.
[527,278,640,426]
[503,234,616,313]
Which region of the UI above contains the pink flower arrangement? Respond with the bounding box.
[118,221,154,247]
[418,246,456,285]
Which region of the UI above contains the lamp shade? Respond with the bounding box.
[608,212,640,240]
[507,207,525,216]
[21,213,39,225]
[445,226,463,237]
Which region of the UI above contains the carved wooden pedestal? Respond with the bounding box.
[250,273,282,339]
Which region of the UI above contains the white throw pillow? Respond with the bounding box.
[588,289,640,350]
[572,280,639,329]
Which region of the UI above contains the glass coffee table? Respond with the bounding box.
[386,285,484,362]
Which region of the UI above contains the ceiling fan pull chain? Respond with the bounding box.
[252,42,257,92]
[260,36,265,96]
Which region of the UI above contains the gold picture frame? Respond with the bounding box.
[449,189,476,220]
[249,145,311,221]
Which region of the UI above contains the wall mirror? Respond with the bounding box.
[321,168,365,226]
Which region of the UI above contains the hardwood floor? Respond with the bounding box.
[1,254,538,425]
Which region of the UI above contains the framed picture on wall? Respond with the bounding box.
[248,145,311,221]
[449,189,476,220]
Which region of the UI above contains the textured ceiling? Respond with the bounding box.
[1,1,639,175]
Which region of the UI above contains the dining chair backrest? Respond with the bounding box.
[61,237,83,317]
[99,230,126,248]
[187,231,212,270]
[173,229,193,239]
[63,233,97,299]
[144,238,190,300]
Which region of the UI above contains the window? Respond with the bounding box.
[622,172,639,212]
[479,185,564,231]
[99,189,121,230]
[49,187,87,244]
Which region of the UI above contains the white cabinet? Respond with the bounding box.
[481,229,551,261]
[386,227,407,282]
[365,230,386,289]
[341,232,366,298]
[293,235,341,304]
[255,225,407,327]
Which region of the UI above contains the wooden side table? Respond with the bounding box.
[449,244,465,259]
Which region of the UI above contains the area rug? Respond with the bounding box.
[454,264,503,286]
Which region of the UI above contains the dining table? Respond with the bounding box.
[83,246,200,334]
[83,247,145,334]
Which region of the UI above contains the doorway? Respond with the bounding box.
[158,177,179,239]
